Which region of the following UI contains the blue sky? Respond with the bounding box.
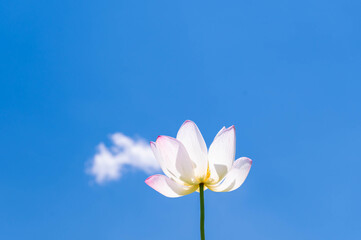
[1,0,361,239]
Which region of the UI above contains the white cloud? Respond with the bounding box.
[87,133,160,184]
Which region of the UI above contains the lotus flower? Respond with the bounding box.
[145,120,252,198]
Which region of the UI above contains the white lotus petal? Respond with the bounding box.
[156,136,197,185]
[176,120,208,181]
[207,157,252,192]
[145,174,197,198]
[207,126,236,183]
[150,142,183,184]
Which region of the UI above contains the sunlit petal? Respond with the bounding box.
[145,174,197,198]
[207,126,236,183]
[156,136,197,185]
[207,157,252,192]
[150,141,183,184]
[177,120,208,181]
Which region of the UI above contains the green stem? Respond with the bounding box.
[200,183,205,240]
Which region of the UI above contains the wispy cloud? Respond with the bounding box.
[87,133,160,184]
